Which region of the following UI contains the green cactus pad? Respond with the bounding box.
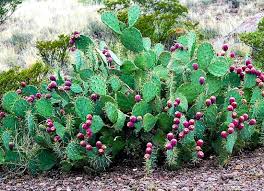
[226,131,237,154]
[116,92,135,112]
[186,32,196,57]
[172,93,188,112]
[190,69,206,85]
[66,142,85,161]
[134,51,156,70]
[158,51,171,67]
[121,27,144,52]
[0,148,4,164]
[30,149,57,172]
[101,12,122,34]
[252,100,264,120]
[120,60,138,74]
[79,69,93,81]
[132,101,151,116]
[11,99,30,117]
[35,99,53,118]
[91,115,104,133]
[197,43,214,70]
[176,83,204,103]
[2,91,19,112]
[90,75,107,95]
[2,131,11,150]
[105,102,118,123]
[153,65,169,80]
[194,120,206,139]
[75,35,94,52]
[2,115,18,130]
[109,76,121,92]
[70,84,83,94]
[208,57,229,77]
[22,85,38,96]
[75,96,94,121]
[173,50,190,65]
[143,37,151,51]
[157,113,173,132]
[240,123,255,141]
[128,5,141,27]
[142,82,158,102]
[53,122,65,139]
[113,111,126,131]
[250,87,262,105]
[168,60,186,74]
[154,43,164,57]
[244,74,256,88]
[207,75,223,95]
[143,113,157,132]
[204,105,218,127]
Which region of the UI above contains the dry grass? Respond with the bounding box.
[0,0,103,71]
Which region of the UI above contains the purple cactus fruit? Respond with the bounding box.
[170,46,176,52]
[195,112,203,120]
[86,120,92,127]
[166,143,173,150]
[222,44,229,51]
[174,111,182,118]
[80,140,87,147]
[107,57,113,63]
[135,94,142,102]
[245,59,252,66]
[183,128,190,134]
[249,119,256,126]
[192,63,199,70]
[232,112,237,119]
[188,125,195,131]
[231,102,237,109]
[221,131,228,139]
[146,142,153,148]
[49,81,57,89]
[130,116,137,123]
[243,114,249,121]
[26,97,34,103]
[50,126,56,132]
[173,118,180,125]
[49,75,56,81]
[16,89,22,94]
[0,112,5,119]
[64,86,71,91]
[238,123,245,130]
[21,81,27,87]
[210,96,216,104]
[232,119,239,127]
[127,121,135,128]
[8,142,15,150]
[64,80,72,87]
[167,100,173,108]
[82,123,89,130]
[46,127,52,133]
[77,133,85,140]
[229,97,236,104]
[96,141,103,149]
[189,119,195,126]
[86,144,93,151]
[205,99,212,106]
[178,131,185,139]
[229,66,235,72]
[145,147,152,154]
[227,127,234,134]
[172,124,179,130]
[167,133,174,141]
[86,114,93,120]
[183,121,189,128]
[196,139,204,147]
[199,77,205,85]
[47,121,53,127]
[227,105,234,111]
[90,93,98,101]
[197,151,204,159]
[230,52,235,58]
[36,93,42,99]
[170,138,177,147]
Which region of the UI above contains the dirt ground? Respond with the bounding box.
[0,148,264,191]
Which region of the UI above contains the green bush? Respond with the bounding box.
[36,34,70,67]
[0,61,49,96]
[0,6,263,175]
[101,0,189,43]
[240,18,264,67]
[0,0,22,25]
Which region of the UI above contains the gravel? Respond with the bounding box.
[1,148,264,191]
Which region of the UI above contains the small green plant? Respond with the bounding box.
[240,18,264,68]
[0,6,263,175]
[36,34,70,67]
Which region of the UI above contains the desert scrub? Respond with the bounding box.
[240,18,264,68]
[0,61,49,96]
[0,6,263,175]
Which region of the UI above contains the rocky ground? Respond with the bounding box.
[0,148,264,191]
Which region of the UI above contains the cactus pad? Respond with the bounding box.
[35,99,53,118]
[113,111,126,131]
[120,60,138,74]
[190,69,206,85]
[134,51,156,70]
[244,74,256,88]
[22,85,38,96]
[142,82,158,102]
[71,84,83,94]
[11,99,30,117]
[105,102,118,123]
[128,5,141,27]
[101,12,122,34]
[226,131,237,154]
[75,96,94,121]
[90,75,107,95]
[158,51,171,67]
[143,113,157,132]
[208,57,229,77]
[53,122,65,139]
[2,115,18,130]
[109,76,121,92]
[75,35,94,52]
[132,101,151,116]
[207,75,223,95]
[2,92,19,112]
[121,27,144,52]
[116,92,135,112]
[197,43,214,71]
[66,142,85,161]
[30,149,57,172]
[91,115,104,133]
[176,83,204,103]
[143,37,151,51]
[2,131,11,150]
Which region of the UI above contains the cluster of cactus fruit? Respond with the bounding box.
[0,5,263,174]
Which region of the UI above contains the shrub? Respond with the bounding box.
[0,61,49,96]
[0,6,263,174]
[240,18,264,67]
[36,34,70,68]
[0,0,22,25]
[101,0,189,43]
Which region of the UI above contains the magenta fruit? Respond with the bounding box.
[98,148,105,155]
[195,112,203,120]
[196,146,202,151]
[239,116,245,123]
[228,123,235,129]
[205,99,212,106]
[222,44,229,51]
[130,116,137,123]
[221,131,228,139]
[80,140,86,147]
[188,125,195,131]
[86,120,92,127]
[91,93,99,101]
[243,114,249,121]
[175,98,181,105]
[96,141,103,149]
[146,142,153,148]
[64,81,72,87]
[230,52,235,58]
[77,133,85,140]
[167,100,172,108]
[49,75,56,81]
[229,66,235,72]
[229,97,236,104]
[210,96,216,104]
[172,124,179,130]
[178,132,185,139]
[183,128,189,134]
[197,151,204,159]
[189,119,195,126]
[86,114,93,120]
[86,144,93,151]
[21,81,27,87]
[238,123,245,130]
[232,112,237,119]
[249,119,256,126]
[170,138,177,147]
[16,89,22,94]
[227,105,234,111]
[245,59,252,66]
[192,63,199,70]
[227,127,234,134]
[167,133,174,141]
[166,143,173,150]
[232,119,239,127]
[199,77,205,85]
[231,102,237,108]
[174,111,182,118]
[196,139,204,147]
[127,121,135,128]
[135,94,142,102]
[183,121,189,128]
[173,118,180,125]
[145,147,152,154]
